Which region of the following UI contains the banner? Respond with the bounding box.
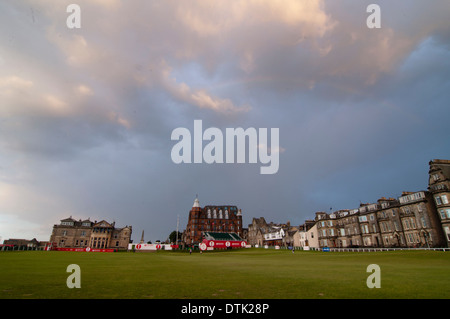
[54,247,115,252]
[200,240,247,250]
[130,243,176,251]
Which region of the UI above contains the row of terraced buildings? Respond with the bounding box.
[247,159,450,249]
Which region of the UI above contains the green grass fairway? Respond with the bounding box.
[0,249,449,299]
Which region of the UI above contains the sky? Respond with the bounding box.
[0,0,449,244]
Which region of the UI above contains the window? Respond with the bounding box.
[404,219,410,229]
[444,227,450,241]
[361,225,369,234]
[435,196,442,205]
[421,217,428,228]
[407,233,414,243]
[442,195,449,204]
[440,209,450,219]
[61,221,74,226]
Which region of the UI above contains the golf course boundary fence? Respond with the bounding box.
[252,245,449,252]
[323,247,450,252]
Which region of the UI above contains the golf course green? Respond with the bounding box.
[0,249,448,299]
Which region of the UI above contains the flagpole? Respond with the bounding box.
[176,214,179,248]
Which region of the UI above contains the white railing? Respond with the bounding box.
[326,247,449,252]
[251,245,449,252]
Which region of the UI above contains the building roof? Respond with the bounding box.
[430,159,450,179]
[203,232,243,241]
[193,196,200,208]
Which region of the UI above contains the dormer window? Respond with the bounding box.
[61,221,74,226]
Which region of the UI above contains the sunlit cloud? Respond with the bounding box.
[160,61,251,114]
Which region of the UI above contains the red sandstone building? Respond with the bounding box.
[183,197,244,246]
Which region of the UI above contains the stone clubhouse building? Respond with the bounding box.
[49,217,132,250]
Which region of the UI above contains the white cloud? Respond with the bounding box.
[76,84,93,96]
[176,0,334,36]
[0,76,33,89]
[160,61,251,114]
[43,94,70,115]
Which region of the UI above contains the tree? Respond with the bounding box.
[169,230,183,244]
